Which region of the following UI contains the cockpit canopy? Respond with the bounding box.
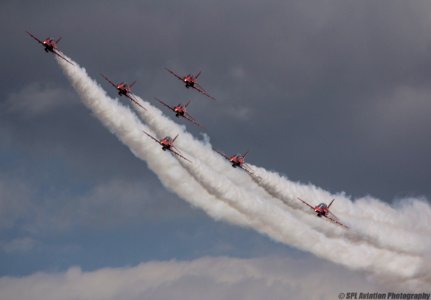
[317,203,327,209]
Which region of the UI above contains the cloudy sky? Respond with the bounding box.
[1,0,430,299]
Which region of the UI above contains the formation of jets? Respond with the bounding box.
[26,31,349,230]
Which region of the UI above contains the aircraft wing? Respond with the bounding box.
[126,94,146,110]
[183,113,204,128]
[142,130,161,146]
[324,214,349,229]
[100,74,118,89]
[170,148,192,163]
[165,68,184,81]
[52,50,74,65]
[26,31,44,45]
[216,150,231,161]
[297,197,315,210]
[193,83,216,100]
[155,97,175,113]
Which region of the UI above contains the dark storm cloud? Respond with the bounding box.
[1,0,430,215]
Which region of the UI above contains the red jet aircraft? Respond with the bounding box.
[297,197,349,229]
[217,150,250,171]
[155,97,203,128]
[100,74,146,110]
[143,130,191,162]
[165,68,216,100]
[26,31,73,64]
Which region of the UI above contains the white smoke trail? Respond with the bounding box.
[125,98,427,279]
[141,106,430,288]
[131,96,430,256]
[168,137,426,280]
[55,56,429,287]
[130,96,431,257]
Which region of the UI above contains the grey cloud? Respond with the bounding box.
[39,178,194,230]
[54,179,194,231]
[0,176,34,230]
[4,83,76,117]
[1,0,430,201]
[0,175,194,234]
[1,237,36,253]
[355,85,431,142]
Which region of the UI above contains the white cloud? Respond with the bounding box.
[0,256,383,300]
